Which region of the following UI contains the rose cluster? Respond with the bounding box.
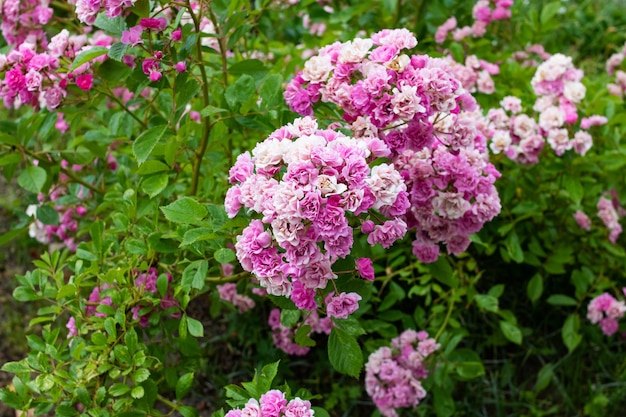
[606,42,626,97]
[444,54,499,95]
[226,116,408,309]
[597,195,624,244]
[224,389,314,417]
[365,329,440,417]
[0,0,53,46]
[435,0,514,44]
[0,27,113,110]
[284,29,501,262]
[217,283,256,313]
[71,0,136,25]
[482,54,606,164]
[587,291,626,336]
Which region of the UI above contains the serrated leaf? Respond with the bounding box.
[260,74,283,108]
[71,46,108,70]
[18,166,46,193]
[94,14,127,36]
[328,327,362,378]
[137,160,170,175]
[132,125,169,165]
[295,325,316,347]
[131,386,144,399]
[180,228,217,246]
[225,74,256,111]
[141,173,168,198]
[108,42,128,61]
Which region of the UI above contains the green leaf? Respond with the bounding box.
[379,281,406,312]
[427,257,458,288]
[228,59,267,77]
[260,74,283,108]
[214,247,235,264]
[13,286,39,302]
[176,372,195,401]
[109,383,131,397]
[225,74,256,111]
[280,309,301,327]
[108,42,128,61]
[161,197,208,225]
[137,160,170,175]
[134,368,150,383]
[18,166,47,193]
[449,348,485,379]
[141,173,169,198]
[562,314,582,352]
[546,294,578,306]
[131,386,145,399]
[505,230,524,263]
[328,327,362,378]
[433,386,455,417]
[0,153,22,166]
[94,14,127,36]
[565,178,583,205]
[71,46,108,70]
[334,317,366,337]
[534,363,553,392]
[133,125,169,165]
[294,325,316,347]
[187,317,204,337]
[540,2,561,24]
[36,205,59,226]
[180,228,217,246]
[499,320,522,345]
[200,105,228,117]
[179,406,199,417]
[474,294,499,312]
[526,273,543,303]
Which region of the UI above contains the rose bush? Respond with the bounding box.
[0,1,625,416]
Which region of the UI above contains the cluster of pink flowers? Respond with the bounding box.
[224,389,314,417]
[26,179,91,251]
[268,308,331,356]
[217,283,256,313]
[226,116,408,307]
[0,0,52,46]
[66,267,180,337]
[444,55,499,95]
[284,30,501,262]
[587,291,626,336]
[120,16,188,82]
[0,27,113,110]
[365,330,440,417]
[482,54,606,164]
[435,0,513,44]
[606,42,626,97]
[511,44,551,67]
[71,0,136,25]
[597,196,623,244]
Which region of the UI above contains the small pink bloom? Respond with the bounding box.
[76,74,93,91]
[356,258,375,281]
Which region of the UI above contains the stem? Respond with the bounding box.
[103,90,147,129]
[60,168,105,195]
[157,394,179,411]
[435,289,455,340]
[187,0,212,196]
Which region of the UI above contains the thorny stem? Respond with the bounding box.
[188,0,212,196]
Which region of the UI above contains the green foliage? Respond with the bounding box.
[1,0,626,417]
